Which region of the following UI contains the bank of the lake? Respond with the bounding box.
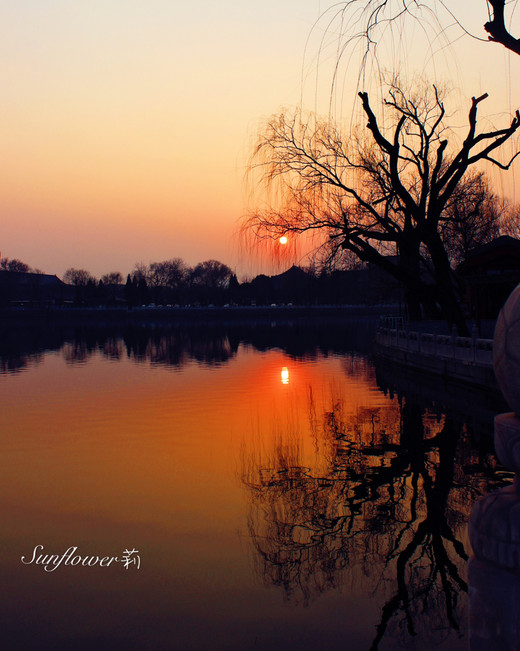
[0,303,400,324]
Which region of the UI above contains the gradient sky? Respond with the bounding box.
[1,1,520,279]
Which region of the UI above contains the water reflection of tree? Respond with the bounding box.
[0,318,377,374]
[0,350,43,374]
[241,385,510,649]
[58,326,238,368]
[0,327,45,374]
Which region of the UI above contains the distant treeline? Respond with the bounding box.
[0,256,400,308]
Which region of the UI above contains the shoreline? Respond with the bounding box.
[0,303,400,324]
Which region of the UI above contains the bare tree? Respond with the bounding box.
[100,271,123,285]
[190,260,234,289]
[0,258,32,273]
[317,1,520,62]
[148,258,189,290]
[131,262,149,283]
[63,268,96,285]
[439,172,503,266]
[498,201,520,239]
[245,81,520,333]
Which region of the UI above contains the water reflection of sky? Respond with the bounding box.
[0,326,512,650]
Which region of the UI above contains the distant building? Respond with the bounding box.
[458,236,520,320]
[271,265,315,304]
[0,271,73,306]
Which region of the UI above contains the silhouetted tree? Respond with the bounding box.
[439,172,504,266]
[498,202,520,240]
[148,258,189,289]
[100,271,123,285]
[96,279,107,305]
[132,262,148,282]
[190,260,234,289]
[144,258,190,304]
[63,268,96,286]
[318,2,520,64]
[124,274,136,307]
[228,273,240,303]
[246,81,520,333]
[189,260,234,305]
[137,276,149,305]
[0,258,32,273]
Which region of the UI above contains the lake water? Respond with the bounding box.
[0,319,512,650]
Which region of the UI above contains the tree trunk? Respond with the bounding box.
[404,289,422,321]
[426,233,469,336]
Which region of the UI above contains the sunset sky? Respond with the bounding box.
[2,1,520,279]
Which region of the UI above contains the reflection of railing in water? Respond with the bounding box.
[375,327,496,389]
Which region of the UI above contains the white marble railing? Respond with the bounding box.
[375,327,493,366]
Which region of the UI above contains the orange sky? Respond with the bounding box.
[1,1,520,279]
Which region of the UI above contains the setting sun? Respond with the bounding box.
[279,236,288,245]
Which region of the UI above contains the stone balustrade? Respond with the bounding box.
[375,326,493,366]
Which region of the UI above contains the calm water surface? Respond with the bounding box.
[0,321,511,650]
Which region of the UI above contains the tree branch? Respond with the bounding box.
[485,0,520,55]
[359,91,419,219]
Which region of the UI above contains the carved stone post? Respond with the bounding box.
[469,284,520,648]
